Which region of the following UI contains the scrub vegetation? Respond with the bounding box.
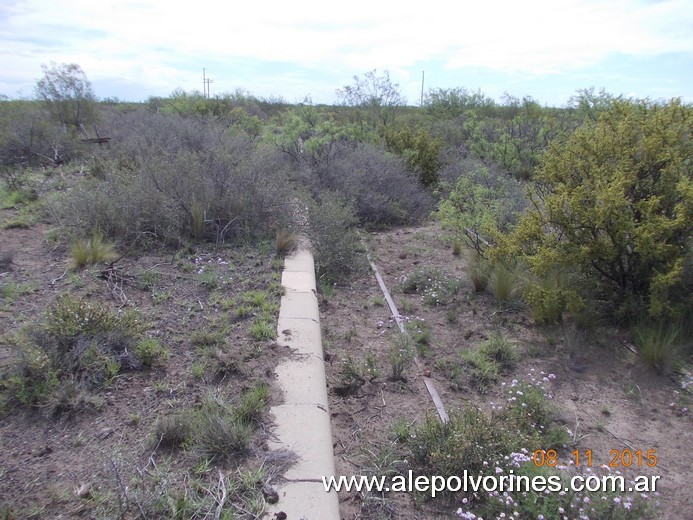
[0,63,690,518]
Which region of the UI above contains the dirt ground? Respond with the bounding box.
[321,222,692,520]
[0,207,288,518]
[2,206,690,519]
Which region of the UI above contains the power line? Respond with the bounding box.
[203,68,214,98]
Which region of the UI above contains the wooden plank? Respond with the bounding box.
[367,253,450,424]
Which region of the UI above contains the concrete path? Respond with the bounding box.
[267,249,340,519]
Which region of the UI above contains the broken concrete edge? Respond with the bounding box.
[266,246,341,520]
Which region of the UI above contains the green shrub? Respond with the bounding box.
[478,333,517,370]
[388,335,414,381]
[382,125,442,187]
[1,295,146,414]
[308,192,366,283]
[134,338,169,367]
[522,268,580,324]
[438,162,527,254]
[407,408,516,481]
[400,377,568,502]
[495,99,693,320]
[53,112,295,246]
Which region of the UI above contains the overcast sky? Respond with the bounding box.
[1,0,691,107]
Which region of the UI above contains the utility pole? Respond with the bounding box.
[420,70,425,107]
[203,68,214,98]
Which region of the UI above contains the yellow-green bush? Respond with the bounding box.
[494,99,692,321]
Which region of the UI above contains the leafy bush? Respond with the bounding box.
[0,100,84,169]
[495,99,693,320]
[35,62,97,130]
[1,295,147,415]
[317,143,433,227]
[439,161,526,254]
[54,111,295,247]
[522,268,581,324]
[382,125,442,187]
[307,192,366,283]
[400,376,568,502]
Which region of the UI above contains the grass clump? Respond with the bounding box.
[234,383,270,424]
[134,338,169,367]
[461,333,516,392]
[0,280,36,309]
[333,355,367,396]
[478,333,517,370]
[487,263,519,306]
[632,320,685,374]
[461,350,500,391]
[151,411,196,449]
[250,313,275,341]
[70,231,118,269]
[466,249,491,293]
[190,328,225,349]
[275,228,298,256]
[150,384,270,459]
[194,394,255,459]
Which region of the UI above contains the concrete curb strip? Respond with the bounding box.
[267,247,340,519]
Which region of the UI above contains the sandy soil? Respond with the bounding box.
[321,222,692,520]
[0,207,288,518]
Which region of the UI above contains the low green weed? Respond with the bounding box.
[388,334,414,381]
[478,333,516,370]
[250,313,275,341]
[398,266,461,306]
[1,295,147,416]
[134,338,169,367]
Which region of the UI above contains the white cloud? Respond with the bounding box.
[1,0,691,101]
